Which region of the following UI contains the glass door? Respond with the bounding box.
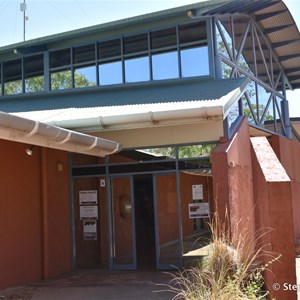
[154,173,180,269]
[110,176,136,270]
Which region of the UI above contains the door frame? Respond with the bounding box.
[108,175,137,270]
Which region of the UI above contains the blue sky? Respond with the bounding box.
[0,0,300,117]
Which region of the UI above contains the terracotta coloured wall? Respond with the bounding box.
[0,141,42,288]
[271,135,300,240]
[211,118,256,246]
[41,148,72,277]
[251,137,296,300]
[0,140,71,289]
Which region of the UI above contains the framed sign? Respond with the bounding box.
[189,203,210,219]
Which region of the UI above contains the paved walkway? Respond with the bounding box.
[0,270,176,300]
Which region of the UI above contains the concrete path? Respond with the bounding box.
[0,270,176,300]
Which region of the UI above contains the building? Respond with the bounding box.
[0,0,300,298]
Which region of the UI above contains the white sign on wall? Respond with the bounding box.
[189,203,210,219]
[192,184,203,200]
[79,190,98,205]
[83,220,97,240]
[80,205,98,220]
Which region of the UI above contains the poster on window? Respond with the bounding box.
[80,205,98,220]
[192,184,203,200]
[189,203,210,219]
[79,190,98,205]
[83,220,97,240]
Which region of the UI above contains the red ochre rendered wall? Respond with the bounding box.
[211,118,256,246]
[271,135,300,240]
[251,136,296,300]
[212,118,297,300]
[0,140,72,289]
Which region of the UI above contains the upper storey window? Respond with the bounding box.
[73,44,97,88]
[124,33,150,83]
[98,39,122,85]
[24,54,44,93]
[49,48,72,90]
[0,20,210,96]
[3,59,22,95]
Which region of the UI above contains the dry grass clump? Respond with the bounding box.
[167,214,279,300]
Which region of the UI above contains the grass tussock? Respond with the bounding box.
[167,213,280,300]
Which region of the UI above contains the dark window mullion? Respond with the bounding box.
[148,31,153,81]
[176,25,182,78]
[21,57,25,93]
[121,37,125,84]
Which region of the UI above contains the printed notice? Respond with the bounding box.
[83,220,97,240]
[189,203,210,219]
[80,205,98,220]
[192,184,203,200]
[79,190,98,205]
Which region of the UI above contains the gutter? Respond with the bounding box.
[48,104,225,131]
[47,83,249,132]
[0,111,121,157]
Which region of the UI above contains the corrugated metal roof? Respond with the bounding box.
[10,77,249,131]
[3,78,248,114]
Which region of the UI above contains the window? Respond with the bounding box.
[3,59,22,95]
[74,65,96,88]
[98,39,122,85]
[73,44,95,64]
[124,33,148,55]
[98,39,121,60]
[51,70,72,90]
[0,20,210,95]
[99,61,122,85]
[50,48,71,90]
[151,27,177,50]
[152,51,179,80]
[179,21,207,44]
[180,46,209,77]
[49,48,71,68]
[24,54,44,93]
[125,56,150,83]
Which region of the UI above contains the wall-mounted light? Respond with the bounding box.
[25,145,35,156]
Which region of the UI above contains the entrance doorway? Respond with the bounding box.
[110,173,181,270]
[133,175,155,270]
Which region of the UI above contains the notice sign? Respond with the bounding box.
[189,203,210,219]
[83,220,97,240]
[79,190,98,205]
[80,205,98,220]
[192,184,203,200]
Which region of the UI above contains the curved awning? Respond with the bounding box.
[188,0,300,90]
[0,111,121,157]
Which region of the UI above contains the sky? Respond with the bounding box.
[0,0,300,117]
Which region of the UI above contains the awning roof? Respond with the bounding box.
[10,78,249,132]
[189,0,300,89]
[0,111,121,157]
